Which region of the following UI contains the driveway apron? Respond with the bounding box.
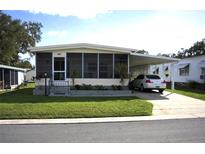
[135,91,205,117]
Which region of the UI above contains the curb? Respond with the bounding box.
[0,115,202,125]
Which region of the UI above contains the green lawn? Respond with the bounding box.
[0,83,153,119]
[166,89,205,101]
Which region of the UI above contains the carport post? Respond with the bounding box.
[2,69,4,89]
[171,62,175,91]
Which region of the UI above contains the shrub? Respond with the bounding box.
[188,81,199,89]
[16,83,26,90]
[111,85,117,90]
[74,84,81,90]
[117,85,122,90]
[112,85,122,90]
[80,84,93,90]
[94,85,107,90]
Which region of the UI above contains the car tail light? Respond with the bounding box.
[161,80,166,84]
[146,80,153,83]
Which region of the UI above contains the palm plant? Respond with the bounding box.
[70,69,79,87]
[116,63,128,86]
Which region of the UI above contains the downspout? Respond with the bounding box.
[171,62,177,91]
[10,70,11,89]
[2,69,4,89]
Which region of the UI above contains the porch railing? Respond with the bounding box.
[50,80,70,86]
[48,79,70,96]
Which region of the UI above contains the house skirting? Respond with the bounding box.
[35,78,129,86]
[33,88,133,97]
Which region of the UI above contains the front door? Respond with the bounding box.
[54,57,65,80]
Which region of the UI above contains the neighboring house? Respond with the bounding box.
[149,63,172,82]
[149,55,205,83]
[29,43,178,95]
[173,55,205,83]
[25,69,36,82]
[0,64,26,89]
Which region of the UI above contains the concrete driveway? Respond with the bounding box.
[135,90,205,117]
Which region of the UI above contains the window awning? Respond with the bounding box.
[164,66,168,71]
[178,63,190,69]
[153,67,159,74]
[199,60,205,67]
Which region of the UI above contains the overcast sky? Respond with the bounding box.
[2,0,205,65]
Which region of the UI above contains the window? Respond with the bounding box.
[99,54,113,78]
[136,75,144,79]
[36,53,52,78]
[114,54,128,78]
[179,65,189,76]
[66,53,82,78]
[84,53,97,78]
[54,57,65,80]
[15,71,18,85]
[165,66,169,71]
[11,70,15,85]
[0,68,2,81]
[146,75,160,79]
[200,67,205,79]
[4,69,10,88]
[201,67,205,75]
[54,57,65,71]
[164,66,169,77]
[153,68,159,74]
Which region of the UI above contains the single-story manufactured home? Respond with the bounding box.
[0,64,26,90]
[149,55,205,83]
[29,43,179,95]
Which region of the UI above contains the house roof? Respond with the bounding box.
[29,43,135,53]
[0,64,27,72]
[29,43,180,65]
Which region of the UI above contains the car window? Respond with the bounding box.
[146,75,160,79]
[136,75,141,79]
[136,75,144,79]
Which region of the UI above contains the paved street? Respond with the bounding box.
[0,118,205,143]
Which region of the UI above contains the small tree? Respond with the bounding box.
[116,63,128,86]
[128,72,133,82]
[70,69,79,87]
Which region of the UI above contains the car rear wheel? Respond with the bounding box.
[159,89,164,94]
[140,85,144,92]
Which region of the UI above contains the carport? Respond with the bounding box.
[129,52,179,89]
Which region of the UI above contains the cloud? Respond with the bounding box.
[69,12,205,54]
[28,0,111,19]
[36,11,205,55]
[2,0,205,19]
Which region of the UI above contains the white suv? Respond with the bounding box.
[132,74,166,93]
